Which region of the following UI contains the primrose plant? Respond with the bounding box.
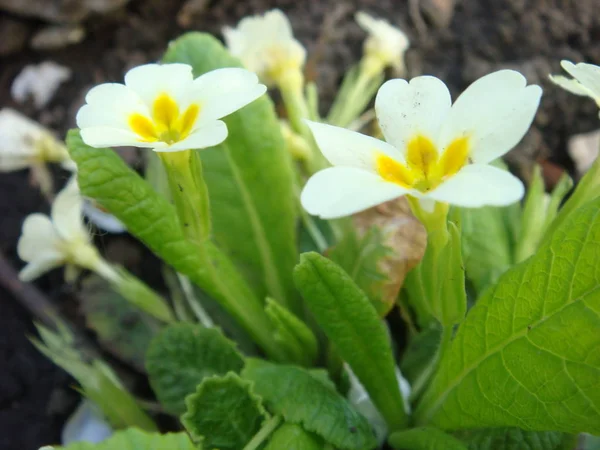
[15,9,600,450]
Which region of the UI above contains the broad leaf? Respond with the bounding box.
[264,423,324,450]
[67,130,282,359]
[80,274,161,372]
[182,372,268,450]
[242,358,377,450]
[146,323,244,415]
[40,428,195,450]
[416,197,600,434]
[454,428,564,450]
[265,298,318,366]
[294,252,407,431]
[389,427,468,450]
[163,33,299,313]
[294,252,407,429]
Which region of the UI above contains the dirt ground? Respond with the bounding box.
[1,0,600,448]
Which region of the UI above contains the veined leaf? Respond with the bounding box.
[294,252,407,431]
[66,130,283,360]
[389,427,468,450]
[182,372,268,450]
[146,324,244,415]
[454,428,565,450]
[163,33,299,313]
[242,358,377,450]
[264,423,324,450]
[40,428,196,450]
[416,197,600,434]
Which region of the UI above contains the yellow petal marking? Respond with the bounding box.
[375,134,471,192]
[128,92,200,145]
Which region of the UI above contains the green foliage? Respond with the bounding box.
[404,222,466,327]
[388,427,468,450]
[146,323,244,415]
[400,324,442,393]
[40,428,196,450]
[66,130,282,359]
[329,226,390,315]
[294,252,407,431]
[454,428,565,450]
[163,32,299,313]
[242,358,377,450]
[264,423,324,450]
[80,274,162,372]
[33,324,156,432]
[416,197,600,434]
[265,298,318,366]
[182,372,268,450]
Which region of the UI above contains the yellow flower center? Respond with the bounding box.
[128,93,200,144]
[376,134,470,192]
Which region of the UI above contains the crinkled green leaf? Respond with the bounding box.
[389,427,468,450]
[416,197,600,434]
[80,274,161,372]
[293,252,406,431]
[40,428,195,450]
[182,372,268,450]
[163,32,298,313]
[264,423,324,450]
[454,428,564,450]
[66,130,282,360]
[265,297,318,366]
[146,323,244,415]
[242,358,377,450]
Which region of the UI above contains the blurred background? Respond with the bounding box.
[1,0,599,448]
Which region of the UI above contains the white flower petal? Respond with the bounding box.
[548,74,593,97]
[438,70,542,164]
[375,76,451,152]
[189,68,266,123]
[560,60,600,99]
[80,127,157,149]
[426,164,524,207]
[306,120,403,171]
[0,108,48,170]
[51,178,89,242]
[301,167,409,219]
[356,12,409,70]
[124,63,194,107]
[19,256,64,282]
[157,120,228,152]
[17,213,62,263]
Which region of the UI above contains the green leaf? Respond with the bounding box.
[454,428,564,450]
[389,427,468,450]
[265,297,319,366]
[163,32,299,313]
[40,428,196,450]
[182,372,268,450]
[294,252,407,431]
[242,358,377,450]
[146,323,244,415]
[264,423,324,450]
[66,130,283,360]
[460,203,519,294]
[329,226,390,315]
[400,324,442,387]
[80,274,162,372]
[415,197,600,434]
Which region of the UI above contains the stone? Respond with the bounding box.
[30,25,85,50]
[0,16,30,56]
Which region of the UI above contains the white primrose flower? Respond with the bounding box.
[0,108,73,172]
[301,70,542,219]
[223,9,306,86]
[17,178,107,282]
[355,11,410,73]
[549,60,600,117]
[76,63,266,152]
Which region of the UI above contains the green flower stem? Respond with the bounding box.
[90,257,175,323]
[242,416,282,450]
[159,149,211,245]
